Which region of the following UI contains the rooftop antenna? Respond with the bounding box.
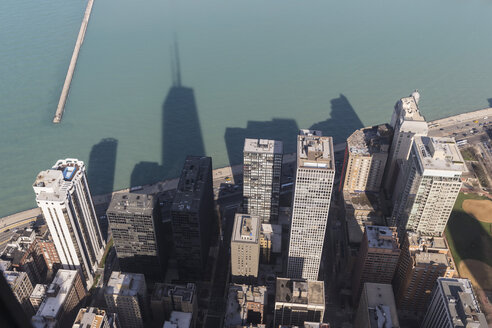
[171,34,182,87]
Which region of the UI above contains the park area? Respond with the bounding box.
[445,192,492,322]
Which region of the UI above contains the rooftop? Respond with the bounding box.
[438,278,488,327]
[275,278,324,306]
[3,270,27,287]
[105,271,146,297]
[164,311,192,328]
[397,94,426,122]
[365,226,399,250]
[347,124,392,156]
[35,270,78,319]
[244,138,283,154]
[107,193,155,216]
[225,284,267,327]
[152,283,195,303]
[73,307,107,328]
[414,136,465,177]
[260,223,282,253]
[31,284,48,299]
[297,130,334,170]
[232,214,260,244]
[362,283,399,328]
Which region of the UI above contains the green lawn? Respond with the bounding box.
[98,238,113,269]
[445,193,492,268]
[460,147,478,161]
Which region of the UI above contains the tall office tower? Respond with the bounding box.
[393,232,456,317]
[230,214,261,283]
[342,124,392,193]
[73,307,120,328]
[33,159,106,287]
[106,193,164,280]
[3,271,34,316]
[171,156,214,280]
[287,130,335,280]
[274,278,325,327]
[353,283,400,328]
[384,91,428,197]
[421,278,488,328]
[104,272,148,328]
[390,137,464,237]
[31,269,86,328]
[243,138,283,223]
[351,226,400,304]
[151,283,197,328]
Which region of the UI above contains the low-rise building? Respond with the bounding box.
[224,284,267,328]
[4,270,34,316]
[73,307,120,328]
[150,283,197,327]
[259,223,281,264]
[31,269,86,328]
[274,278,325,327]
[353,283,399,328]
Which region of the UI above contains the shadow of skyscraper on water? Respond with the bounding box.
[87,138,118,195]
[131,37,205,186]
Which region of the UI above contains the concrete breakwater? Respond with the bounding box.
[53,0,95,123]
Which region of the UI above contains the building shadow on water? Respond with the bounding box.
[131,38,205,187]
[87,138,118,195]
[487,98,492,108]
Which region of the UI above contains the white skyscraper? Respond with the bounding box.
[287,130,335,280]
[33,159,105,287]
[384,91,428,197]
[243,138,283,223]
[390,137,464,237]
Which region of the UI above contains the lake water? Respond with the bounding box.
[1,0,492,217]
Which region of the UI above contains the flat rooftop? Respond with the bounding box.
[347,124,392,156]
[244,138,283,154]
[414,136,465,176]
[73,307,107,328]
[232,214,260,244]
[164,311,192,328]
[105,271,145,297]
[297,130,334,170]
[362,283,399,328]
[31,284,48,299]
[398,95,426,122]
[107,193,154,216]
[343,192,380,211]
[407,232,448,251]
[3,270,27,286]
[36,269,78,319]
[225,284,267,327]
[366,226,399,250]
[275,278,324,306]
[152,283,195,303]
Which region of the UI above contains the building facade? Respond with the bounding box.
[421,278,488,327]
[106,193,164,280]
[231,214,261,282]
[33,159,106,287]
[171,156,214,280]
[390,137,464,237]
[243,138,283,223]
[3,271,34,316]
[384,91,428,197]
[287,130,335,280]
[353,283,400,328]
[274,278,325,327]
[342,124,391,193]
[351,226,400,304]
[104,272,147,328]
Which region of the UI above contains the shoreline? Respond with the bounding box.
[3,106,492,221]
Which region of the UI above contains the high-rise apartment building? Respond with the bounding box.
[73,307,120,328]
[421,278,488,327]
[351,226,400,304]
[31,269,86,328]
[390,137,464,237]
[353,283,400,328]
[342,124,392,193]
[287,130,335,280]
[393,232,456,317]
[106,193,164,280]
[231,214,260,282]
[384,91,428,197]
[104,272,148,328]
[171,156,214,280]
[274,278,325,327]
[33,159,105,287]
[3,271,34,316]
[243,138,283,223]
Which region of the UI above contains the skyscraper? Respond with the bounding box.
[421,278,488,327]
[390,137,464,237]
[171,156,214,280]
[230,214,260,282]
[106,193,165,280]
[33,159,105,287]
[287,130,335,280]
[351,226,400,304]
[342,124,392,193]
[384,91,428,197]
[243,138,283,223]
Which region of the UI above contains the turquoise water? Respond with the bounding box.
[1,0,492,217]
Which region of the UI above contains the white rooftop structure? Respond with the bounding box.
[105,271,145,296]
[163,311,192,328]
[232,214,260,244]
[366,226,399,250]
[297,130,334,169]
[244,138,283,154]
[31,283,48,300]
[414,136,465,177]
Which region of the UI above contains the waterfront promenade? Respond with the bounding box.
[4,107,491,224]
[53,0,95,123]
